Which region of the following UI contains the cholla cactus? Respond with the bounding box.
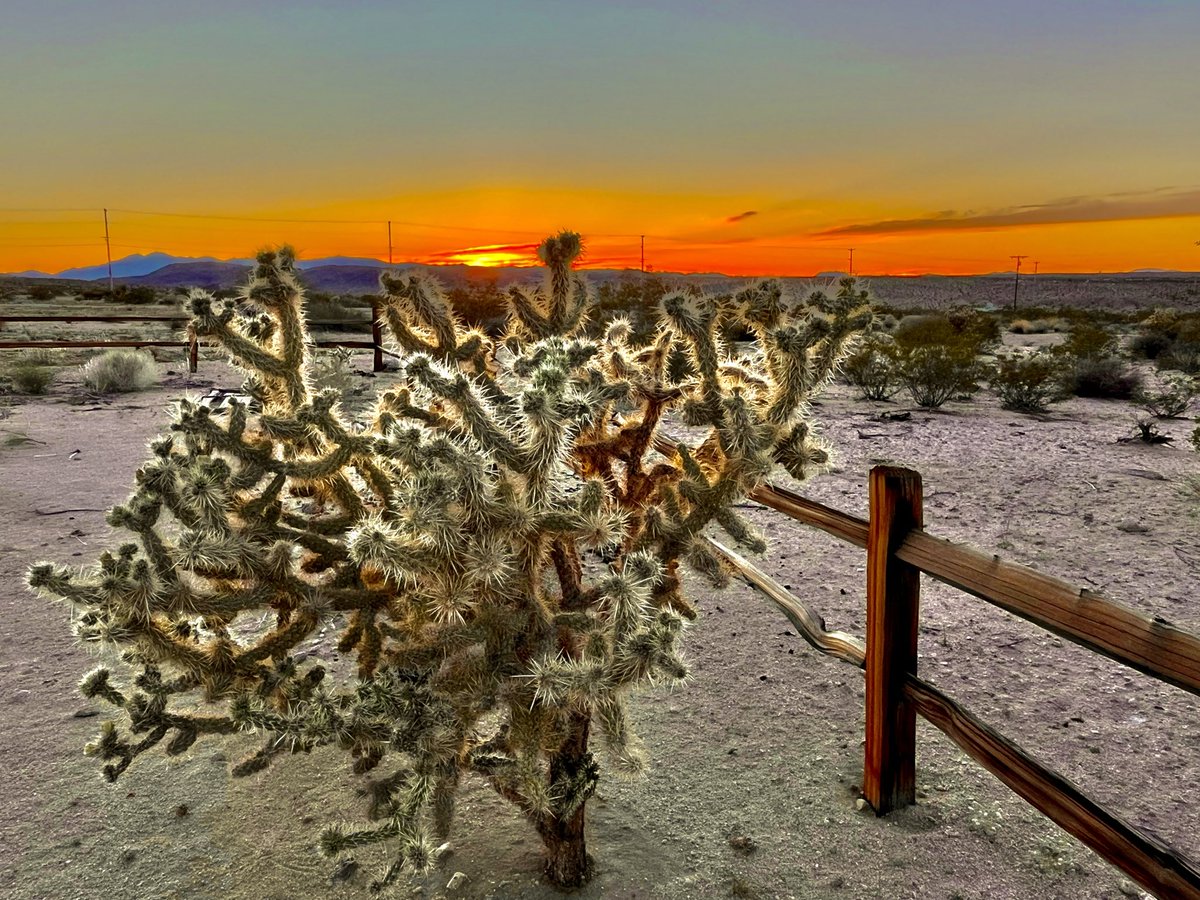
[28,234,871,890]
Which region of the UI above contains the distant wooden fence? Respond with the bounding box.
[0,304,387,374]
[653,437,1200,899]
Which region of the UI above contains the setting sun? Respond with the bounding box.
[427,243,541,268]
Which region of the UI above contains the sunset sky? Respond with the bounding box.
[2,0,1198,276]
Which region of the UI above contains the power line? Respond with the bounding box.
[107,207,552,236]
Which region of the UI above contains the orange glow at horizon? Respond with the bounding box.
[1,206,1198,278]
[425,243,541,268]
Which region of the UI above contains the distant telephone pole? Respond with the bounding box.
[640,235,645,273]
[103,208,114,294]
[847,247,855,277]
[1010,255,1028,310]
[387,220,393,265]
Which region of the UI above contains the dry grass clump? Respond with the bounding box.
[80,350,158,393]
[1008,318,1065,335]
[5,361,55,395]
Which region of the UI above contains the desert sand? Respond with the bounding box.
[1,344,1197,900]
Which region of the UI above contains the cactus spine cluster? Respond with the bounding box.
[28,233,871,890]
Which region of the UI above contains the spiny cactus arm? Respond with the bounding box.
[662,292,726,431]
[379,271,459,354]
[539,231,585,332]
[243,248,311,408]
[83,719,166,782]
[401,356,524,467]
[505,284,552,340]
[714,507,767,554]
[769,434,825,490]
[235,609,322,667]
[591,695,647,776]
[188,295,295,382]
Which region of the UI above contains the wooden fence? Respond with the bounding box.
[0,304,387,373]
[683,451,1200,899]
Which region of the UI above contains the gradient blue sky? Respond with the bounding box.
[3,1,1198,273]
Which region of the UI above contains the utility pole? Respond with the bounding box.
[387,220,393,265]
[103,208,114,294]
[847,247,855,277]
[640,235,645,273]
[1010,255,1027,310]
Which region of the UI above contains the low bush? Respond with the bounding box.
[1158,345,1200,376]
[1127,330,1175,360]
[893,343,984,409]
[1134,373,1197,419]
[1063,355,1142,400]
[1055,322,1117,360]
[989,352,1065,413]
[842,336,900,401]
[80,350,158,393]
[7,362,55,394]
[110,284,158,305]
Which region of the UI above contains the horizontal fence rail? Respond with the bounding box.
[652,435,1200,899]
[0,305,387,373]
[896,529,1200,698]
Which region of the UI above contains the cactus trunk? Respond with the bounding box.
[538,712,593,888]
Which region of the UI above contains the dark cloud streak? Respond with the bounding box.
[816,189,1200,237]
[726,210,758,223]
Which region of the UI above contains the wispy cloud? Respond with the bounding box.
[815,188,1200,237]
[726,210,758,223]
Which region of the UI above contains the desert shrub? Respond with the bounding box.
[989,352,1065,413]
[892,343,984,409]
[888,310,987,408]
[1158,345,1200,376]
[1134,373,1197,418]
[946,305,1001,350]
[446,280,508,331]
[842,335,900,400]
[309,347,357,399]
[80,349,158,393]
[1008,318,1064,335]
[1063,355,1142,400]
[27,235,869,889]
[894,310,996,356]
[894,314,956,347]
[873,313,899,334]
[6,361,55,394]
[27,284,61,302]
[1128,418,1173,445]
[1128,330,1175,360]
[1056,322,1117,360]
[111,284,158,305]
[1141,307,1182,335]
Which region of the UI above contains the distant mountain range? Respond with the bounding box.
[12,252,401,282]
[8,252,1195,288]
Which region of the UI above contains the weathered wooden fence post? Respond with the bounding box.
[187,324,199,374]
[864,465,923,814]
[371,299,384,373]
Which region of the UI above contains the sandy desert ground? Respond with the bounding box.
[1,341,1198,900]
